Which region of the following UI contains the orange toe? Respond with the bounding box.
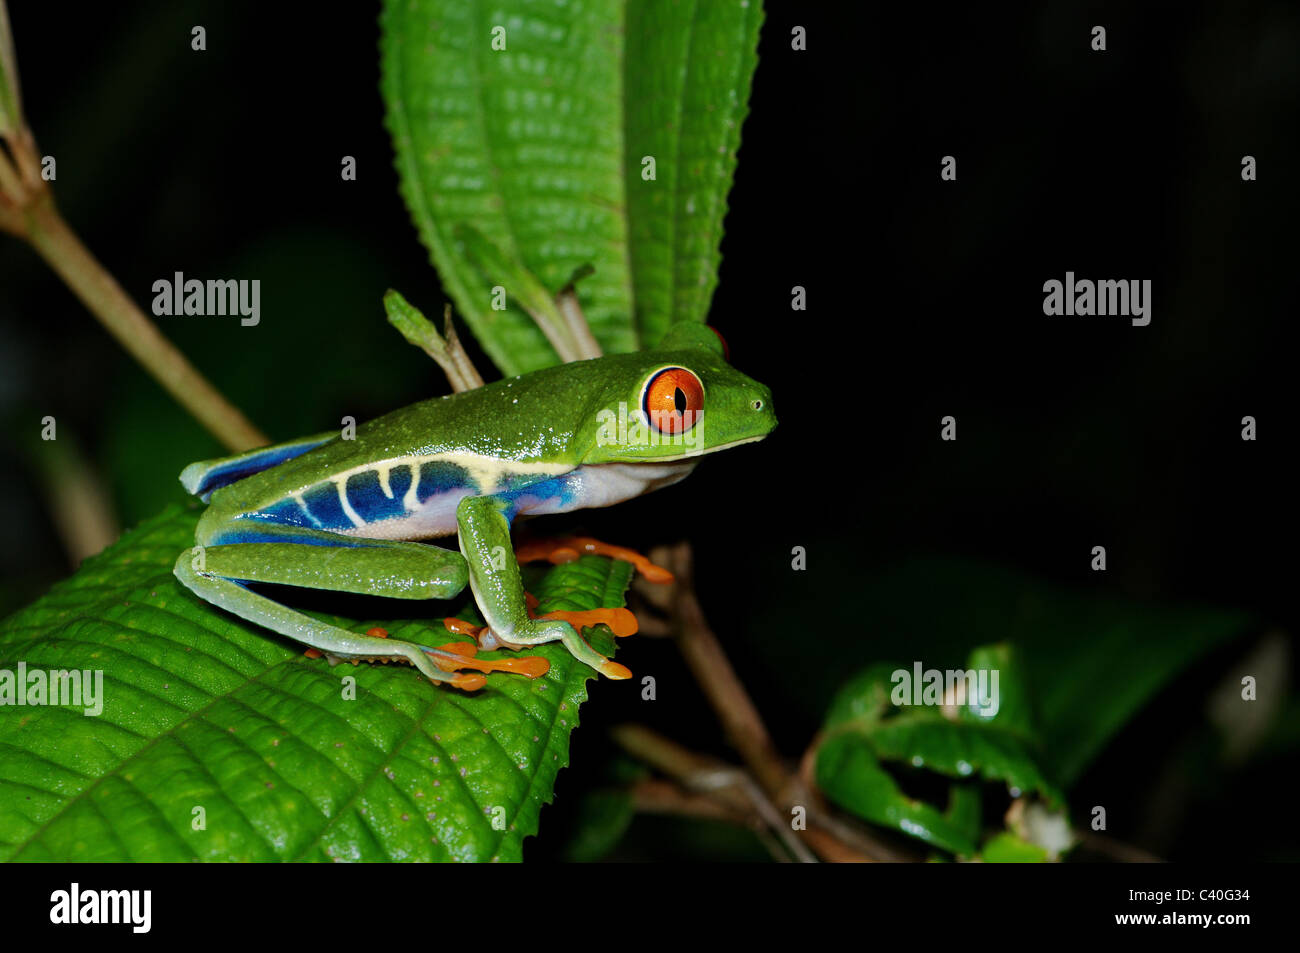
[443,616,484,638]
[450,672,487,691]
[424,640,551,679]
[536,607,639,638]
[516,536,673,584]
[598,660,633,680]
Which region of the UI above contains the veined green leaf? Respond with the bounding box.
[0,505,632,862]
[623,0,763,346]
[381,0,763,374]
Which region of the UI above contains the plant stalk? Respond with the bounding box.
[21,195,267,451]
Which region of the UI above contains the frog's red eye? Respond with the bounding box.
[641,366,704,434]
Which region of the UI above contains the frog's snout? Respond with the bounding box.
[749,387,777,434]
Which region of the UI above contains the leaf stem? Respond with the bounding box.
[1,6,266,453]
[20,194,268,451]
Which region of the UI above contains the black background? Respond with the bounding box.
[1,1,1296,862]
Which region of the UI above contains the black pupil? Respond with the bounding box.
[673,387,686,414]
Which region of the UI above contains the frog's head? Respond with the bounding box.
[575,323,777,464]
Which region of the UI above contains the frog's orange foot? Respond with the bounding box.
[521,591,638,637]
[443,616,483,639]
[424,639,550,679]
[450,673,487,691]
[538,606,639,637]
[515,536,674,584]
[595,659,633,679]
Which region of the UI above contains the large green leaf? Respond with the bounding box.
[381,0,763,374]
[0,504,632,861]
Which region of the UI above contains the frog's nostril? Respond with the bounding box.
[752,398,764,411]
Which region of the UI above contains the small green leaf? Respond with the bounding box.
[815,733,977,856]
[980,831,1050,863]
[0,505,633,861]
[944,781,982,846]
[815,647,1063,854]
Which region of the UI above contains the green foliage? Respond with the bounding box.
[980,832,1049,863]
[381,0,763,375]
[750,552,1255,787]
[815,647,1063,858]
[0,505,632,861]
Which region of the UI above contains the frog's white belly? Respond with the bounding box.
[518,460,698,515]
[339,460,697,541]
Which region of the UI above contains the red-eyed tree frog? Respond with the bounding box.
[173,323,776,691]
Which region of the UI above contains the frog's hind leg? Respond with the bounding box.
[175,554,485,689]
[176,523,490,688]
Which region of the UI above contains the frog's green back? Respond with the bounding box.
[184,337,774,541]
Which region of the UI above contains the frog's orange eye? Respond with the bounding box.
[641,366,704,435]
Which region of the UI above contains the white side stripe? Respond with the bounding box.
[402,464,420,513]
[292,493,321,528]
[336,478,364,528]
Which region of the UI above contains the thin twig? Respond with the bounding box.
[651,542,792,799]
[637,541,908,861]
[610,724,817,862]
[615,726,878,863]
[440,305,485,390]
[629,778,748,823]
[19,195,268,451]
[1080,832,1164,864]
[0,41,266,452]
[30,433,119,564]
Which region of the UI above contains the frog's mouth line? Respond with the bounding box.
[623,433,770,462]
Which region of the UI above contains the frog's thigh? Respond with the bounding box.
[194,538,467,600]
[173,549,474,687]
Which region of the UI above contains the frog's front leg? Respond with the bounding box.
[174,521,512,690]
[456,495,632,680]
